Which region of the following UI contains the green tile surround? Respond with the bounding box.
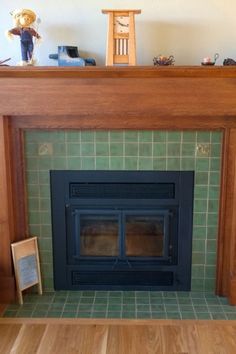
[24,130,222,294]
[3,291,233,320]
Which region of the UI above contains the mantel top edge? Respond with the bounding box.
[1,65,236,78]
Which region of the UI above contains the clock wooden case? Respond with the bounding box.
[102,9,141,66]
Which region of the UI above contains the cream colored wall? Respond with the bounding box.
[1,0,236,66]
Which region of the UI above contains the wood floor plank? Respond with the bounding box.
[9,324,46,354]
[37,324,107,354]
[197,324,231,354]
[0,324,22,353]
[161,325,189,354]
[0,319,235,354]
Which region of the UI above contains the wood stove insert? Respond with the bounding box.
[50,170,194,290]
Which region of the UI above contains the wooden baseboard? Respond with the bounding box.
[0,276,16,303]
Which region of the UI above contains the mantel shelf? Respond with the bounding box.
[1,65,236,78]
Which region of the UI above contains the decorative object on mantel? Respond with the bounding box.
[223,58,236,65]
[0,58,11,66]
[153,55,175,66]
[201,53,219,66]
[11,237,42,305]
[49,46,96,66]
[102,9,141,66]
[6,8,41,66]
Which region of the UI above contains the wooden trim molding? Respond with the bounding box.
[1,67,236,303]
[0,116,16,302]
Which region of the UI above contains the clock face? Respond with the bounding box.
[114,16,130,34]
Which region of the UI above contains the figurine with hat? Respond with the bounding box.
[6,9,41,66]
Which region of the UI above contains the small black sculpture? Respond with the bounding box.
[223,58,236,66]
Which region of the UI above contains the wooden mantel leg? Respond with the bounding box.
[218,128,236,304]
[0,116,15,302]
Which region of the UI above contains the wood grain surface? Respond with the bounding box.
[0,318,236,354]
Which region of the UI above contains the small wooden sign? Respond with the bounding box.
[11,237,42,304]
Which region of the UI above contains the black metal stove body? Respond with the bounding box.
[50,171,194,290]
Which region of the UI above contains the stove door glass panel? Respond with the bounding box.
[125,215,164,257]
[80,214,119,256]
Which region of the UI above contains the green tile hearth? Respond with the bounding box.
[25,130,222,293]
[2,291,234,320]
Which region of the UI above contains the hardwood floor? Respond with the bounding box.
[0,318,236,353]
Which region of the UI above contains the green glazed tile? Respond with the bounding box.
[96,157,109,169]
[96,143,109,156]
[110,131,124,142]
[65,131,80,142]
[181,158,195,170]
[211,313,226,319]
[110,157,124,170]
[225,313,236,320]
[67,143,80,156]
[167,132,181,142]
[166,158,180,170]
[110,143,123,156]
[153,132,167,142]
[195,312,211,319]
[166,312,181,319]
[77,312,91,318]
[26,157,39,171]
[81,157,95,169]
[138,157,153,170]
[153,143,166,157]
[124,157,138,170]
[151,304,165,312]
[167,143,181,156]
[151,312,166,319]
[182,143,196,157]
[124,131,138,142]
[107,311,121,318]
[81,131,94,142]
[181,312,196,319]
[196,158,210,171]
[153,158,166,170]
[81,143,94,156]
[211,144,221,157]
[197,132,210,142]
[95,131,109,142]
[124,143,138,156]
[182,132,196,142]
[192,240,205,253]
[195,172,209,185]
[139,143,152,157]
[67,157,81,169]
[194,199,208,213]
[61,311,77,318]
[139,131,153,142]
[91,312,106,318]
[208,186,220,199]
[53,143,66,156]
[192,265,204,278]
[136,311,152,318]
[211,132,222,143]
[210,158,221,171]
[208,200,219,213]
[122,311,136,318]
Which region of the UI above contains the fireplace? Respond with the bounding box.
[50,170,194,290]
[1,67,236,303]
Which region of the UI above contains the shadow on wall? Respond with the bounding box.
[137,21,221,66]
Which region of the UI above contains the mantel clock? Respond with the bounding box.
[102,9,141,66]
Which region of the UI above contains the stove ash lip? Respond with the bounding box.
[50,170,194,291]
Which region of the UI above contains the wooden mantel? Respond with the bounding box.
[1,66,236,303]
